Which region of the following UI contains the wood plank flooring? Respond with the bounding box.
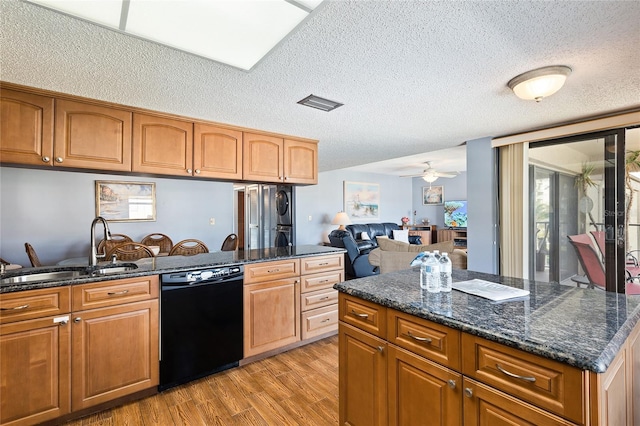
[63,335,339,426]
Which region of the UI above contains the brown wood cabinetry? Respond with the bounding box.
[339,292,640,425]
[70,276,159,411]
[132,113,193,176]
[0,287,71,426]
[300,254,343,339]
[244,133,318,184]
[55,99,132,171]
[401,224,435,245]
[0,88,54,166]
[193,123,243,180]
[437,229,467,249]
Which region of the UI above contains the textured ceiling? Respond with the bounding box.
[1,0,639,175]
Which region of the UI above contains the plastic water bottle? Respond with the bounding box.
[425,252,440,293]
[419,252,429,290]
[432,250,441,261]
[439,252,452,292]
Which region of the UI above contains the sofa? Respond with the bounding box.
[368,238,468,274]
[328,222,423,278]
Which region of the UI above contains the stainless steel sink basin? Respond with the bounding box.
[1,269,87,285]
[0,263,139,285]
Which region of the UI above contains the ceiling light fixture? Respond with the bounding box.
[507,65,572,102]
[297,94,344,112]
[422,172,438,183]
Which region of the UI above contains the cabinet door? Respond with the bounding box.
[71,299,159,410]
[0,88,54,166]
[54,99,132,171]
[388,345,461,426]
[193,123,243,180]
[243,133,283,183]
[243,278,300,357]
[462,378,575,426]
[132,113,193,176]
[283,139,317,184]
[0,316,71,425]
[339,322,387,426]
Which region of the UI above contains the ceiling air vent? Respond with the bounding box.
[297,94,343,112]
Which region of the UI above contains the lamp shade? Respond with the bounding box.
[331,211,351,230]
[508,65,571,102]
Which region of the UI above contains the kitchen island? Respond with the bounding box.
[335,268,640,425]
[0,244,345,426]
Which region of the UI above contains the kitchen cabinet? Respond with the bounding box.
[0,88,54,166]
[54,99,132,171]
[193,122,243,180]
[243,133,318,184]
[300,254,343,340]
[338,292,640,425]
[132,113,194,176]
[71,276,159,410]
[0,287,71,426]
[243,259,301,357]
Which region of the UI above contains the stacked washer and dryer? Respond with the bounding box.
[242,184,294,250]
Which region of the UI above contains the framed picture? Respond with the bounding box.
[344,181,380,220]
[423,186,444,205]
[95,181,156,222]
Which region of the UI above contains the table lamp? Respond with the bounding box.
[331,211,351,230]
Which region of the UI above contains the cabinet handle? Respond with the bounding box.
[447,379,456,389]
[407,331,432,343]
[58,320,68,326]
[319,296,330,300]
[74,317,82,323]
[321,318,331,323]
[319,279,329,283]
[186,168,192,173]
[318,262,329,266]
[55,157,63,163]
[42,156,50,162]
[195,169,201,174]
[377,346,384,353]
[495,364,536,383]
[464,388,473,398]
[107,289,129,296]
[351,309,369,319]
[267,269,280,273]
[0,304,29,311]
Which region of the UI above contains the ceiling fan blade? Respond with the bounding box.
[434,171,458,178]
[399,173,425,178]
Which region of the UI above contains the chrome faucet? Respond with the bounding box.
[90,216,112,267]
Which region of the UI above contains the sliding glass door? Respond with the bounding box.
[528,129,627,292]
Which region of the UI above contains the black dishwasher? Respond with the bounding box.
[159,265,243,391]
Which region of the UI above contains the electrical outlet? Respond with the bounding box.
[209,218,215,225]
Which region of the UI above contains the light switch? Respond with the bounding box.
[209,218,215,225]
[308,215,312,221]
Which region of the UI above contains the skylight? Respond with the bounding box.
[26,0,324,71]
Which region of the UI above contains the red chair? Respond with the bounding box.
[589,230,640,284]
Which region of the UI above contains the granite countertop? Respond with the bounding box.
[0,245,345,294]
[334,268,640,374]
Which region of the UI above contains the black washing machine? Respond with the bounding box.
[275,185,293,225]
[275,225,293,247]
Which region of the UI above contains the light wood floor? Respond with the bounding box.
[64,335,339,426]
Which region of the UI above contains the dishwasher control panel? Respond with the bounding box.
[161,265,243,286]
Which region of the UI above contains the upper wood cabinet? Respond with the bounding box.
[55,99,132,171]
[194,123,243,180]
[0,88,54,166]
[132,113,193,176]
[244,133,318,184]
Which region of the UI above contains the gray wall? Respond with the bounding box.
[466,137,498,274]
[0,166,235,266]
[411,172,467,228]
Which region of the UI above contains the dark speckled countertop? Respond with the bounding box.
[334,268,640,374]
[0,245,345,294]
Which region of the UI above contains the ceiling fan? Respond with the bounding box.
[400,162,459,184]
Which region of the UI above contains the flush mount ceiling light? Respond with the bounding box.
[25,0,325,71]
[297,94,344,112]
[507,65,572,102]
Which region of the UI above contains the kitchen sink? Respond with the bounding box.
[0,263,138,285]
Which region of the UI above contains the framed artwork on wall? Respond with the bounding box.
[344,181,380,220]
[423,186,444,205]
[95,181,156,222]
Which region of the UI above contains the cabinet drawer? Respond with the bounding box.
[301,304,338,340]
[339,293,386,338]
[461,333,584,424]
[72,275,159,311]
[301,270,344,293]
[244,259,300,284]
[0,286,71,323]
[301,254,343,275]
[388,309,461,370]
[301,288,338,312]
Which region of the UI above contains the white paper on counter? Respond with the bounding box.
[452,279,529,301]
